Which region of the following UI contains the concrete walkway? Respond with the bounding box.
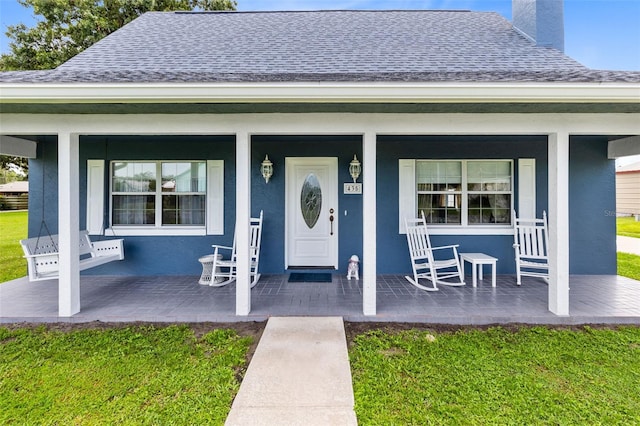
[618,236,640,256]
[225,317,357,426]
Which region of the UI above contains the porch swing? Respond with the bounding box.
[19,142,125,282]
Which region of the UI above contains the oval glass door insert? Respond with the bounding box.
[300,173,322,228]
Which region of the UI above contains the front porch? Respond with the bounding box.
[2,274,639,324]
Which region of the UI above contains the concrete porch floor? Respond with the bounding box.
[1,274,639,324]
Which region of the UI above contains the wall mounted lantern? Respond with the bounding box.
[261,155,274,183]
[349,154,361,183]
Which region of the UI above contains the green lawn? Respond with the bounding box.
[0,211,27,283]
[0,324,253,425]
[617,216,640,238]
[617,217,640,280]
[350,326,640,425]
[618,252,640,281]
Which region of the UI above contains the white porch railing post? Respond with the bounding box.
[548,131,570,316]
[235,131,251,315]
[363,132,377,315]
[58,132,81,317]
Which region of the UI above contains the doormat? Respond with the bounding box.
[288,273,333,283]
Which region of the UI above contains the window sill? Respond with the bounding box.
[417,226,514,236]
[105,227,207,236]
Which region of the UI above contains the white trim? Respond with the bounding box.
[86,159,105,235]
[462,161,469,225]
[548,132,570,316]
[399,159,514,232]
[2,113,639,136]
[154,162,162,226]
[427,226,514,236]
[109,159,211,231]
[1,82,639,104]
[235,131,251,316]
[105,226,206,236]
[363,132,377,316]
[398,159,416,234]
[285,157,339,269]
[58,132,81,317]
[517,158,536,219]
[206,160,224,235]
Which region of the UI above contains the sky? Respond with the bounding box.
[1,0,639,70]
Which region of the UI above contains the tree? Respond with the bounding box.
[0,156,29,182]
[0,0,237,71]
[0,156,28,171]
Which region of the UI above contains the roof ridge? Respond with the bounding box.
[173,9,474,14]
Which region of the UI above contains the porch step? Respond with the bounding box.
[225,317,357,426]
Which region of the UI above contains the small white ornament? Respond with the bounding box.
[347,255,359,280]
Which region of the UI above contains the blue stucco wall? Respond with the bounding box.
[376,136,549,274]
[29,135,236,275]
[28,135,363,275]
[27,134,616,276]
[251,136,363,273]
[84,135,236,275]
[569,136,617,274]
[28,136,58,236]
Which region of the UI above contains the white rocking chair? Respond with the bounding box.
[404,212,465,291]
[209,211,263,288]
[512,210,549,285]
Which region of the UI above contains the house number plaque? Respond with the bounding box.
[343,183,362,194]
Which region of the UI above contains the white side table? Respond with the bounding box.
[198,254,223,285]
[459,253,498,288]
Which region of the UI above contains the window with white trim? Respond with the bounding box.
[465,161,512,225]
[417,161,462,224]
[400,159,513,232]
[107,160,224,235]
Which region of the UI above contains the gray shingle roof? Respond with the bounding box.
[2,10,639,83]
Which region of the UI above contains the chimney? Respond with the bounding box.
[512,0,564,52]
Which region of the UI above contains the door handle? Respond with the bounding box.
[329,208,334,235]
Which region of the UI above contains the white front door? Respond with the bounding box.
[286,157,338,268]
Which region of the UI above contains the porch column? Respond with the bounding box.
[235,131,251,315]
[362,132,377,315]
[548,132,570,316]
[58,132,81,317]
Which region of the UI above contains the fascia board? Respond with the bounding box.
[1,82,639,104]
